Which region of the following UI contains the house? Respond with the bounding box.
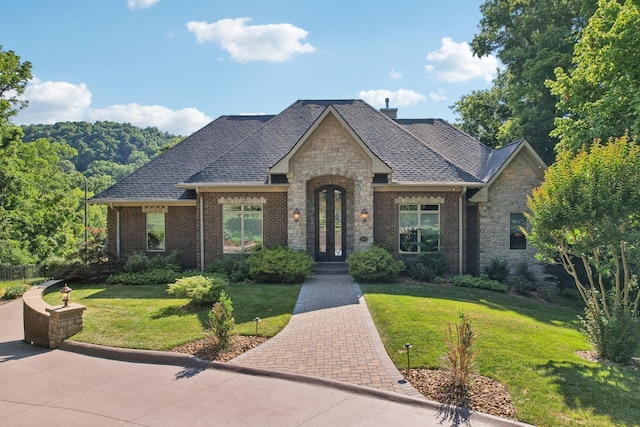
[92,99,546,276]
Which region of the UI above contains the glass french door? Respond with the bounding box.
[315,185,346,261]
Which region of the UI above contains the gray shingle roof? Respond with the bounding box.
[92,115,273,201]
[93,99,526,202]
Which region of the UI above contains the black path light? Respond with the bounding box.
[404,342,412,371]
[60,284,72,307]
[254,317,261,335]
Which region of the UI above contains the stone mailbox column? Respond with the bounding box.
[46,304,86,349]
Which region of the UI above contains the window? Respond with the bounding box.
[399,204,440,253]
[146,212,166,251]
[510,213,527,250]
[223,204,263,253]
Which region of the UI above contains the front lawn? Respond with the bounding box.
[42,282,301,350]
[362,282,640,427]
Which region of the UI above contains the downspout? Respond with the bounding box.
[199,192,205,272]
[114,205,121,259]
[459,186,467,275]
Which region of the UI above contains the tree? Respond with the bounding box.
[547,0,640,153]
[525,135,640,363]
[451,80,511,148]
[455,0,598,163]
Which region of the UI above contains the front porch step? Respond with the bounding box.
[312,262,349,275]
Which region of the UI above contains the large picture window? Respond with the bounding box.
[399,204,440,253]
[223,204,263,253]
[510,213,527,250]
[146,212,166,251]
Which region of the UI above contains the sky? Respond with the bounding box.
[2,0,499,136]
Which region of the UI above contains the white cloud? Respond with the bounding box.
[186,17,315,62]
[17,78,92,123]
[127,0,160,10]
[390,68,402,80]
[357,89,427,108]
[15,78,211,135]
[425,37,498,83]
[429,89,447,102]
[86,104,211,136]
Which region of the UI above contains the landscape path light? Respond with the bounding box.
[254,317,261,335]
[404,342,412,371]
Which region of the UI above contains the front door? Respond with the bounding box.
[315,185,346,261]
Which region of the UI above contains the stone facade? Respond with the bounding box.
[287,116,373,257]
[477,152,543,275]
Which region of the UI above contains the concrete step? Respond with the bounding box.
[312,262,349,275]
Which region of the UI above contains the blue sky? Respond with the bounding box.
[2,0,498,136]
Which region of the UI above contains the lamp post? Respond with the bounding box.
[60,284,72,307]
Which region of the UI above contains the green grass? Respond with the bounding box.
[361,282,640,427]
[42,282,301,350]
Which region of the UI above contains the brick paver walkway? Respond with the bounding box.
[229,274,423,398]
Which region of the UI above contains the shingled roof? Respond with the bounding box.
[92,99,534,203]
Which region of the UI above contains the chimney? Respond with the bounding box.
[380,97,398,119]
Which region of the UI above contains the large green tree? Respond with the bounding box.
[526,135,640,363]
[453,0,597,163]
[0,47,86,265]
[547,0,640,153]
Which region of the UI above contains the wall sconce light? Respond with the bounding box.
[60,283,72,307]
[360,207,369,222]
[293,207,301,222]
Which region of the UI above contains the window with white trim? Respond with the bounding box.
[146,212,166,251]
[399,204,440,253]
[223,204,263,253]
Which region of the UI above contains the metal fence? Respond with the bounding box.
[0,265,41,282]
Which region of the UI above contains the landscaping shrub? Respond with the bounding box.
[581,302,640,364]
[206,254,250,283]
[205,290,235,349]
[449,275,507,293]
[123,250,181,273]
[248,246,314,283]
[442,312,476,389]
[346,246,405,283]
[404,251,448,282]
[484,258,509,283]
[506,262,537,295]
[166,274,228,306]
[106,269,183,286]
[1,283,30,300]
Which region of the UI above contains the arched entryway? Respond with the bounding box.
[315,185,347,261]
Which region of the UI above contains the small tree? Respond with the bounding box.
[526,135,640,363]
[442,313,476,389]
[206,290,235,349]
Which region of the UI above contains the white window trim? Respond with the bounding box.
[398,204,441,254]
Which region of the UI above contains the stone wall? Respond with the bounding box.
[478,152,543,275]
[23,280,86,349]
[287,116,373,256]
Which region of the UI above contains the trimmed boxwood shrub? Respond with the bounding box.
[248,246,314,283]
[484,258,509,283]
[206,254,250,283]
[449,274,507,293]
[405,251,448,282]
[106,269,183,286]
[347,246,405,283]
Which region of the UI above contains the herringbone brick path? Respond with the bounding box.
[229,274,423,398]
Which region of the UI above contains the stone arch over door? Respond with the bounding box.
[306,176,355,258]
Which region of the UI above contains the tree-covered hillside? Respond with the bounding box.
[21,121,182,195]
